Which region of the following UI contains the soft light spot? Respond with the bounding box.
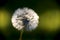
[0,10,10,29]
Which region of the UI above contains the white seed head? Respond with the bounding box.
[11,7,39,31]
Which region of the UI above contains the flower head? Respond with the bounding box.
[11,7,39,31]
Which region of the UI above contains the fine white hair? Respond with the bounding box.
[11,7,39,31]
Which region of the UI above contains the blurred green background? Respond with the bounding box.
[0,0,60,40]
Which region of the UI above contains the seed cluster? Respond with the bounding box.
[11,8,39,31]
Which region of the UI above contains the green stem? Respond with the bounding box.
[19,29,23,40]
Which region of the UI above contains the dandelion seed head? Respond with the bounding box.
[11,7,39,31]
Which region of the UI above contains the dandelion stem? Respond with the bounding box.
[19,29,23,40]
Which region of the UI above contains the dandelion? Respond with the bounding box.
[11,7,39,40]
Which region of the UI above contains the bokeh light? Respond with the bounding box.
[0,9,10,30]
[39,9,60,32]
